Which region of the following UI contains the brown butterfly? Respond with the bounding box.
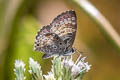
[34,10,77,59]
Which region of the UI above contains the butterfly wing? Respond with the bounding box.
[34,26,66,58]
[34,10,77,58]
[50,10,77,51]
[36,25,51,36]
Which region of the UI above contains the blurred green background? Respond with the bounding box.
[0,0,120,80]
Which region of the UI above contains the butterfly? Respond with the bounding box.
[34,10,77,59]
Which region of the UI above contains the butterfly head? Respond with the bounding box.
[63,48,75,56]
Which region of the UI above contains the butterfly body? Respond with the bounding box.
[34,10,77,59]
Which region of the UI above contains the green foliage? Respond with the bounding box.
[4,16,43,80]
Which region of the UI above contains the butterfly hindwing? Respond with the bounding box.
[34,30,66,58]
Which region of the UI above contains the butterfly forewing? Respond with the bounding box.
[50,10,77,49]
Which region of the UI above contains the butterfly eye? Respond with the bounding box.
[72,48,75,53]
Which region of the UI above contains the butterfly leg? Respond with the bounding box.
[42,54,53,59]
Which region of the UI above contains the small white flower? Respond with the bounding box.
[76,56,91,73]
[29,58,40,70]
[15,60,25,68]
[62,57,74,68]
[43,72,56,80]
[14,60,26,80]
[71,64,80,77]
[29,57,43,80]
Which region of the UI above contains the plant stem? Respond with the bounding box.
[73,0,120,53]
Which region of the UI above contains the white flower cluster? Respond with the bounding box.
[62,55,91,78]
[14,60,26,80]
[45,55,91,80]
[14,54,91,80]
[29,58,43,80]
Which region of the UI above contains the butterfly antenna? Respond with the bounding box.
[73,47,84,64]
[73,47,83,56]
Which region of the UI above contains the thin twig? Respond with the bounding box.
[73,0,120,53]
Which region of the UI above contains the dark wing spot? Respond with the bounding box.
[54,46,57,49]
[37,44,39,46]
[59,42,62,45]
